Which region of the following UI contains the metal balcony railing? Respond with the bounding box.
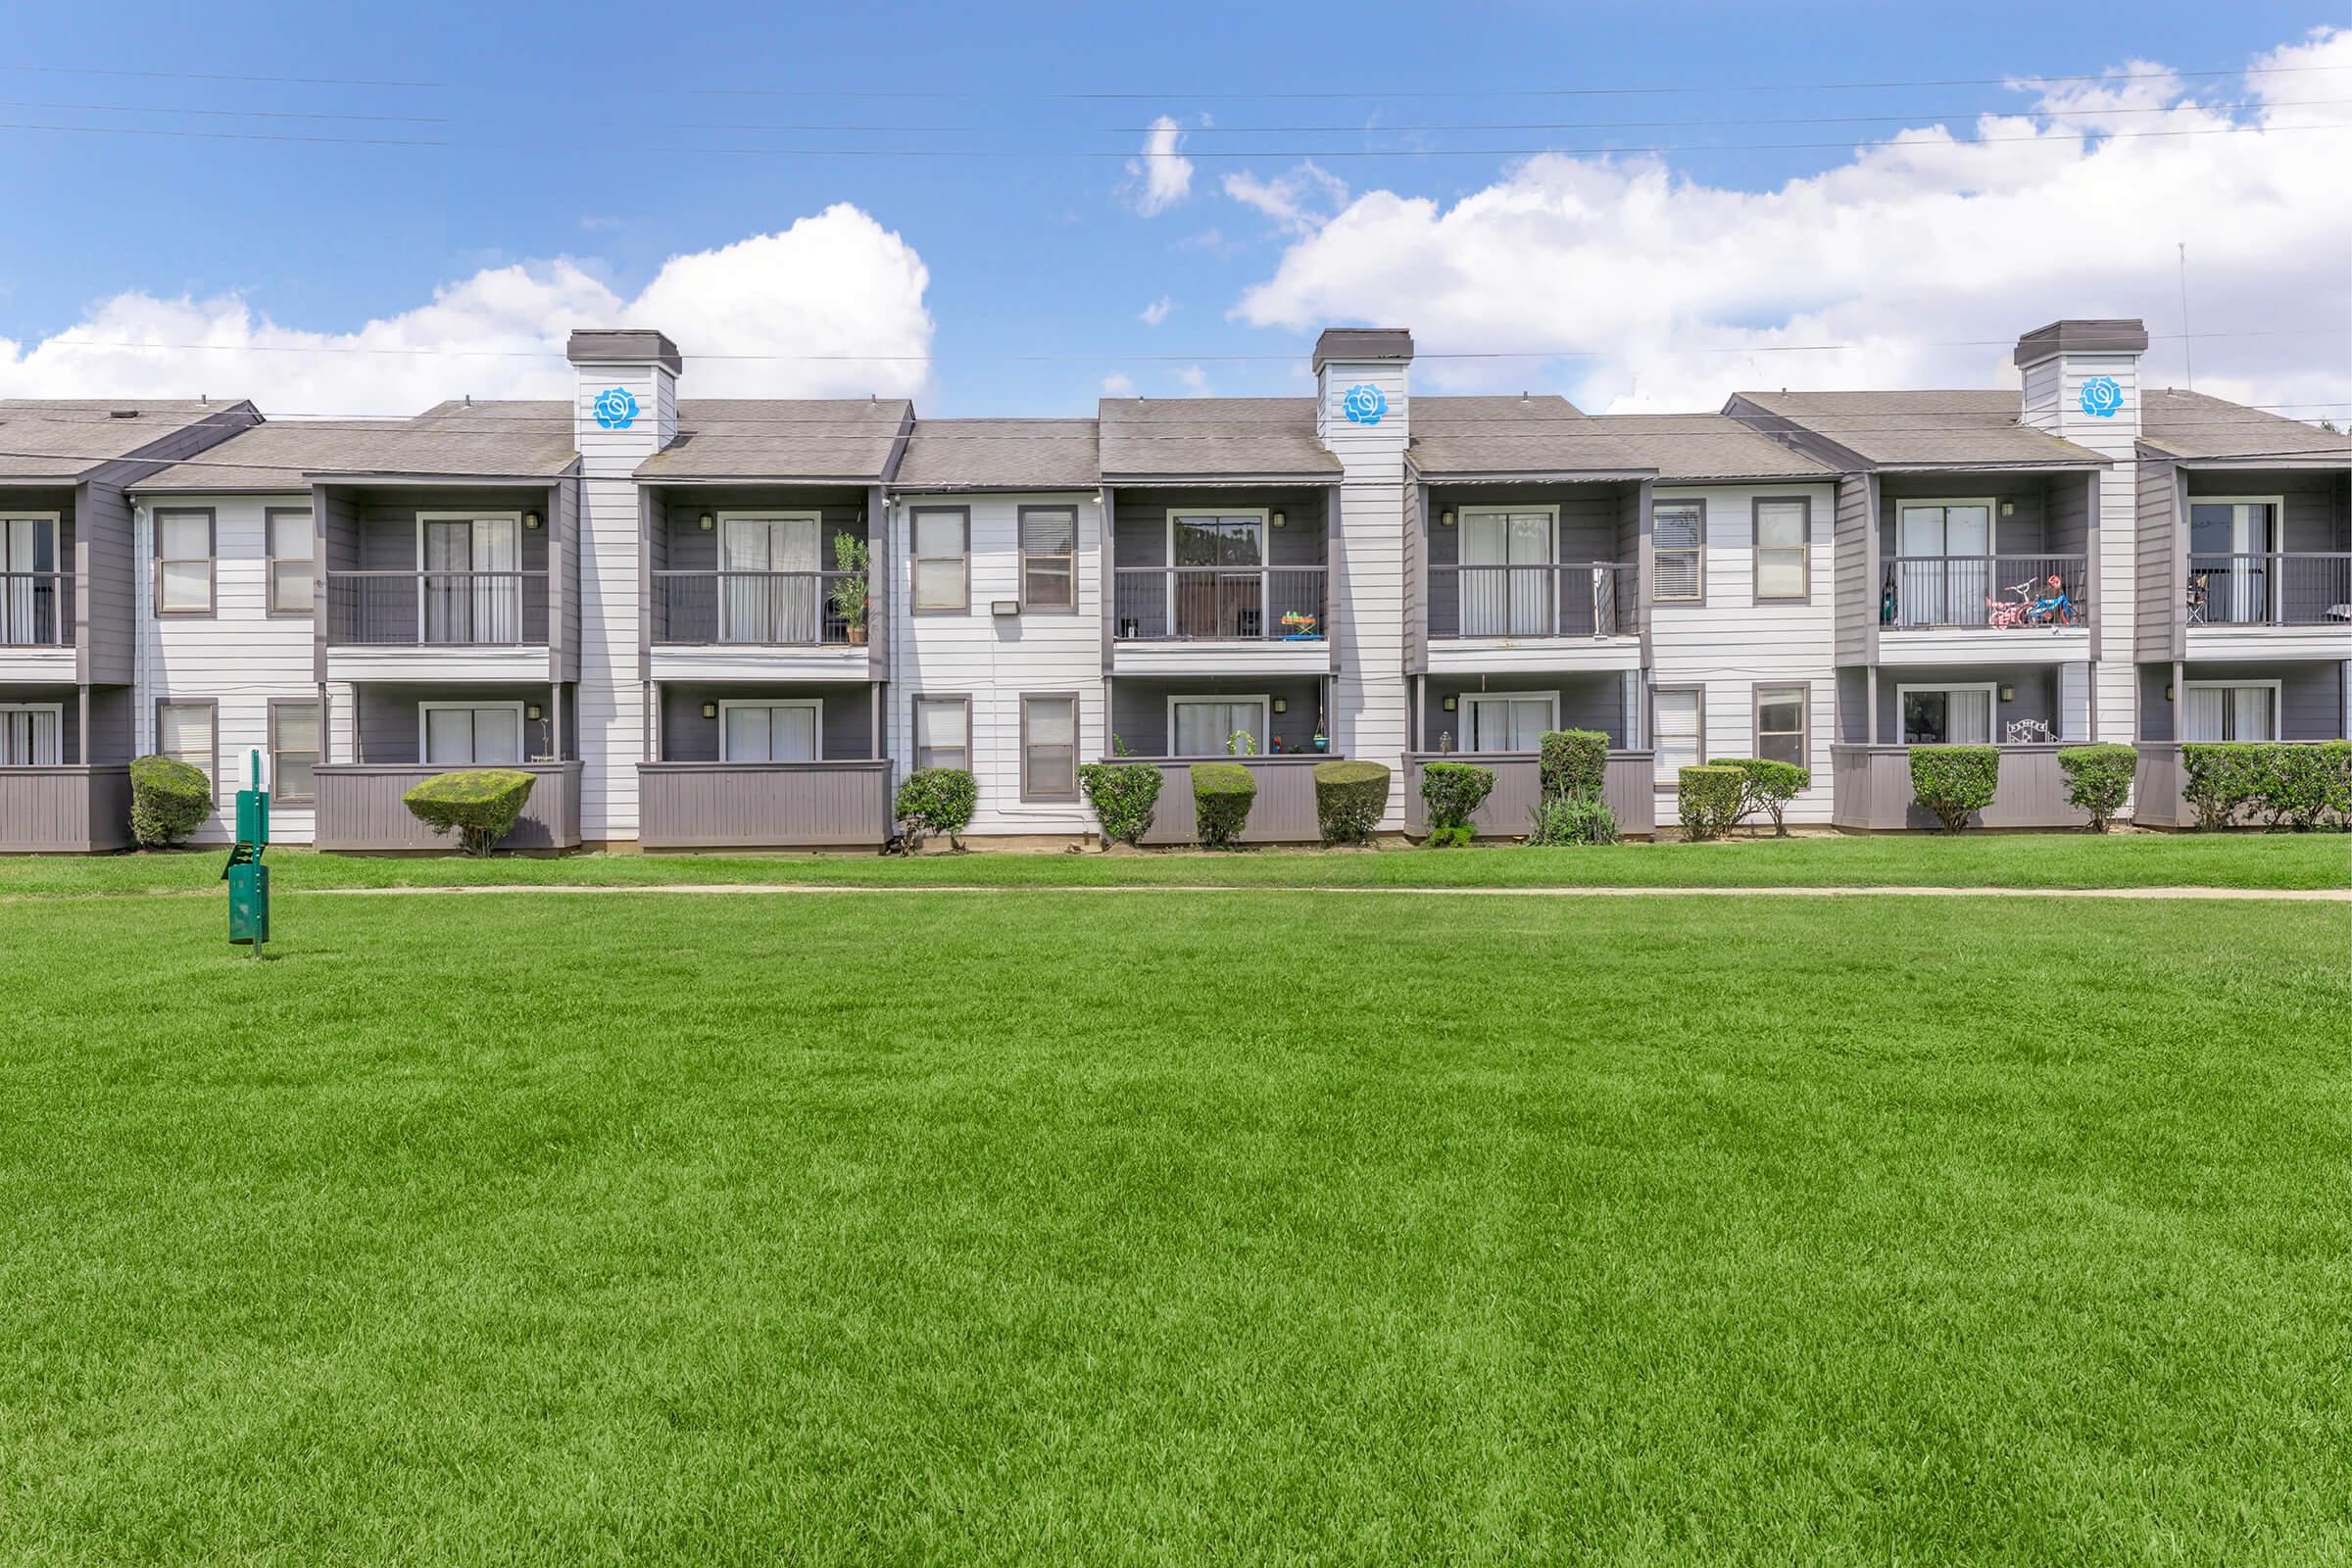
[0,571,72,647]
[1112,566,1328,641]
[651,569,860,646]
[2186,553,2352,628]
[325,570,547,646]
[1886,555,2088,630]
[1430,562,1640,639]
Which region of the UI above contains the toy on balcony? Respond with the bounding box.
[1280,611,1322,640]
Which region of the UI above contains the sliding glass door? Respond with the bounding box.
[1894,503,1991,627]
[1459,510,1553,636]
[421,515,520,644]
[720,515,822,644]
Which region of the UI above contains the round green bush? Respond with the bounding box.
[1908,746,1999,834]
[1078,760,1164,847]
[1190,761,1256,850]
[1419,761,1494,841]
[1677,765,1744,841]
[894,767,978,851]
[2057,743,2137,833]
[401,768,535,857]
[1539,729,1608,800]
[1313,760,1390,846]
[129,755,212,849]
[1720,758,1811,836]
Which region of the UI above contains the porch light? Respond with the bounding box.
[699,513,716,530]
[1441,509,1455,528]
[1271,510,1286,529]
[522,511,543,530]
[1272,698,1287,713]
[703,702,718,718]
[1999,686,2015,704]
[1442,695,1457,711]
[525,704,543,721]
[2165,684,2176,702]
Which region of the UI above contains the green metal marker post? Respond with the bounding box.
[222,749,270,956]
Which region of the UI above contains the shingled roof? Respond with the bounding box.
[1585,413,1838,482]
[1410,395,1652,478]
[135,401,579,491]
[0,400,258,484]
[895,418,1100,491]
[1097,397,1342,482]
[636,398,911,483]
[1731,389,2107,468]
[2139,388,2352,462]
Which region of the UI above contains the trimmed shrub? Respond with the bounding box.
[1191,761,1256,850]
[401,768,535,857]
[1313,760,1390,846]
[1529,791,1620,847]
[2182,742,2352,832]
[893,767,978,852]
[1078,760,1164,848]
[1539,728,1608,801]
[2057,743,2137,833]
[1419,761,1494,848]
[1909,746,1999,834]
[1715,758,1810,837]
[1677,765,1744,841]
[129,755,211,849]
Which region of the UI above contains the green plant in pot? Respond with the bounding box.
[831,534,871,646]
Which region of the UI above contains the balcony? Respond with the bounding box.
[1830,743,2090,831]
[0,571,74,680]
[2186,553,2352,630]
[314,760,582,853]
[323,569,554,681]
[1426,561,1641,673]
[1878,554,2090,664]
[1110,566,1331,676]
[0,765,132,852]
[638,759,892,849]
[647,567,872,682]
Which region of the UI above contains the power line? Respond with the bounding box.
[0,96,448,124]
[0,63,442,89]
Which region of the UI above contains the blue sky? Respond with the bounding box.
[1,0,2345,417]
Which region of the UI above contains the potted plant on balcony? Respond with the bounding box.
[831,535,871,646]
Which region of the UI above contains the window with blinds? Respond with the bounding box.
[1652,688,1701,782]
[1020,507,1077,612]
[1654,504,1702,602]
[157,702,215,786]
[156,512,214,613]
[268,510,315,614]
[271,703,319,801]
[1021,694,1078,798]
[913,696,970,770]
[911,510,968,612]
[1753,500,1808,601]
[0,704,61,766]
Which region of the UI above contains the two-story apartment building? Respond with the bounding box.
[1,317,2342,853]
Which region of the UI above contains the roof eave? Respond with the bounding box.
[1099,470,1342,487]
[1414,467,1656,485]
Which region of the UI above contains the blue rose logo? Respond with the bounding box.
[2078,376,2124,419]
[1341,382,1388,426]
[593,386,639,430]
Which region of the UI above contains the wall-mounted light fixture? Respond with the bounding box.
[1440,509,1455,528]
[991,600,1020,617]
[1270,510,1286,529]
[698,513,716,531]
[1998,685,2016,704]
[2000,501,2015,517]
[2164,683,2176,702]
[1442,694,1457,711]
[1272,697,1287,713]
[522,511,543,531]
[525,704,543,721]
[702,702,718,719]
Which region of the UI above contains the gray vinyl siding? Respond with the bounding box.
[1400,480,1424,675]
[1420,672,1629,751]
[1110,488,1329,566]
[1833,474,1872,663]
[2181,660,2348,742]
[71,483,136,684]
[1875,471,2083,556]
[553,476,581,681]
[1835,665,1870,743]
[2135,459,2181,662]
[2138,662,2175,741]
[658,682,875,761]
[2181,466,2350,552]
[312,485,359,680]
[350,683,576,764]
[1108,675,1326,756]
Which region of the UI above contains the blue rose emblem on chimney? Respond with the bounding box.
[2078,376,2124,419]
[1341,382,1388,426]
[593,386,640,430]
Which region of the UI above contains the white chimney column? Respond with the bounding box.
[2015,318,2148,747]
[1312,327,1413,827]
[565,328,681,844]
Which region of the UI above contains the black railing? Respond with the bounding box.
[1112,566,1328,641]
[0,571,72,647]
[1886,554,2088,630]
[2187,553,2352,628]
[325,570,547,646]
[651,569,860,646]
[1430,562,1639,639]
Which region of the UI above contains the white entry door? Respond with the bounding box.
[1460,511,1552,636]
[721,515,821,644]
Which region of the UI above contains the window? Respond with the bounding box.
[3,514,61,646]
[1753,499,1809,602]
[1462,692,1556,754]
[155,510,215,614]
[719,514,822,644]
[719,700,821,762]
[270,702,319,802]
[2187,498,2284,624]
[1652,688,1701,783]
[1897,685,1995,746]
[0,704,62,766]
[2184,681,2280,742]
[1169,696,1269,758]
[157,701,216,790]
[911,508,968,613]
[1021,694,1078,799]
[913,695,970,770]
[1168,512,1269,638]
[1653,501,1702,602]
[1892,501,1993,628]
[268,509,316,615]
[1020,506,1078,612]
[419,514,522,644]
[1754,685,1807,768]
[419,703,523,766]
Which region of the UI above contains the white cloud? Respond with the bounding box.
[1230,28,2352,416]
[1140,296,1177,327]
[1123,116,1195,217]
[1101,371,1137,397]
[0,203,934,410]
[1222,162,1348,234]
[1173,365,1210,395]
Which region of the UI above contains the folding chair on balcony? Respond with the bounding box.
[2184,574,2210,626]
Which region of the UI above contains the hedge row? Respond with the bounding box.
[2182,742,2352,831]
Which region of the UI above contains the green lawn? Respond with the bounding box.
[3,829,2347,897]
[2,888,2348,1562]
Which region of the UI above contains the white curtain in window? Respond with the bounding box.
[1947,687,1993,745]
[424,707,521,766]
[722,704,819,762]
[471,518,520,644]
[2188,685,2277,742]
[1653,690,1699,781]
[4,517,55,644]
[1466,695,1552,753]
[722,517,821,644]
[0,707,60,765]
[1174,700,1265,757]
[1460,512,1551,636]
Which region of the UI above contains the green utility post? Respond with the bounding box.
[222,749,270,956]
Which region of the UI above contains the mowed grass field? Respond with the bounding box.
[2,885,2348,1562]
